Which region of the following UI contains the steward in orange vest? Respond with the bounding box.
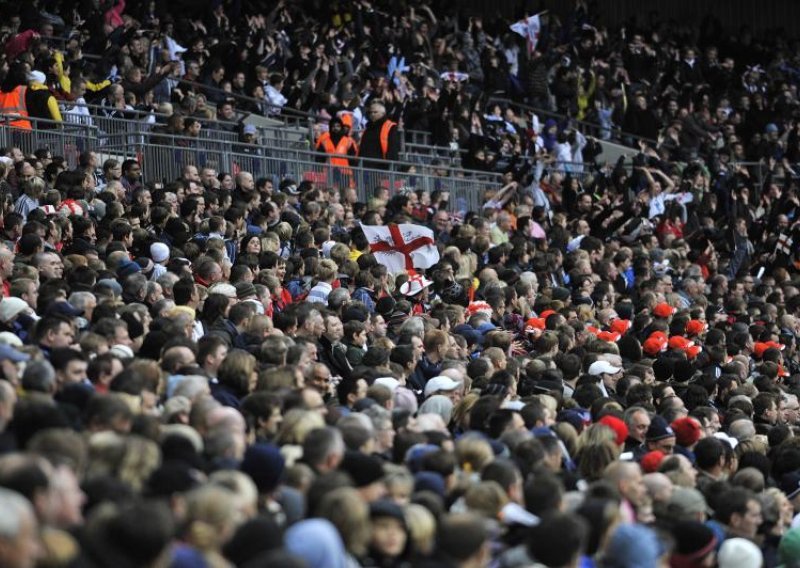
[358,100,400,170]
[316,116,358,188]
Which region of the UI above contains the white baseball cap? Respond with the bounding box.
[424,375,461,398]
[588,361,623,376]
[374,377,400,392]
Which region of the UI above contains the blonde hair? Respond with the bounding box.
[464,480,508,519]
[276,409,325,445]
[208,470,259,521]
[405,504,437,556]
[317,487,371,557]
[185,486,242,553]
[455,434,494,474]
[315,259,338,282]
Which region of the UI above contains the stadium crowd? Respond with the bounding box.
[0,1,799,567]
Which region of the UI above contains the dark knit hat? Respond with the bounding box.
[235,281,258,299]
[370,499,407,525]
[670,521,717,566]
[646,416,675,442]
[341,451,384,488]
[240,443,285,494]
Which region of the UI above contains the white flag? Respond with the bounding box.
[360,223,440,274]
[510,14,541,54]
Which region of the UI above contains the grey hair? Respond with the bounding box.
[0,487,34,538]
[398,316,425,339]
[21,360,57,394]
[68,292,96,313]
[172,375,209,401]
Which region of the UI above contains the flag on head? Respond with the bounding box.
[510,14,541,54]
[360,223,440,274]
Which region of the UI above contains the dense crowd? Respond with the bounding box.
[0,1,799,568]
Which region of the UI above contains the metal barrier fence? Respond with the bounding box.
[0,118,98,169]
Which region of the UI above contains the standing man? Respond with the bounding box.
[316,117,358,188]
[358,100,400,170]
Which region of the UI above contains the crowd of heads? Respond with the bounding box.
[0,1,799,568]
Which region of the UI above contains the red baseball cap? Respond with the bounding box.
[643,336,668,356]
[597,331,621,343]
[609,319,632,335]
[685,319,707,337]
[653,303,677,318]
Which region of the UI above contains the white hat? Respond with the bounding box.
[718,538,762,568]
[588,360,623,376]
[374,377,400,392]
[0,298,30,323]
[399,275,432,297]
[109,344,134,359]
[714,431,739,450]
[207,283,237,299]
[424,375,461,399]
[27,71,46,84]
[150,242,170,263]
[0,331,23,347]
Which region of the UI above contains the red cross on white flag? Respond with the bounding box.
[510,14,542,54]
[361,223,440,274]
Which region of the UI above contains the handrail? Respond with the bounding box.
[97,129,503,181]
[486,96,660,149]
[174,77,315,123]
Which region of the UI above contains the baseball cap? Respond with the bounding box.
[588,360,622,376]
[424,376,461,398]
[374,377,400,392]
[243,124,258,135]
[0,343,30,363]
[646,415,675,442]
[0,298,31,323]
[280,178,300,195]
[653,303,677,318]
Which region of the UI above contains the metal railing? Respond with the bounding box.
[0,117,98,169]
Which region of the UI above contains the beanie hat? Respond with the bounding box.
[604,524,664,568]
[341,451,384,487]
[646,416,675,442]
[718,538,762,568]
[240,443,285,494]
[641,450,666,473]
[669,521,717,568]
[150,242,170,263]
[370,500,407,526]
[235,281,258,299]
[598,415,629,446]
[671,417,702,447]
[414,471,445,499]
[117,259,142,279]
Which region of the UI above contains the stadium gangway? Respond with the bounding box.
[62,104,312,152]
[486,96,660,151]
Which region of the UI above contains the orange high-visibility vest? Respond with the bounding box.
[379,120,396,158]
[316,132,357,167]
[0,86,31,130]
